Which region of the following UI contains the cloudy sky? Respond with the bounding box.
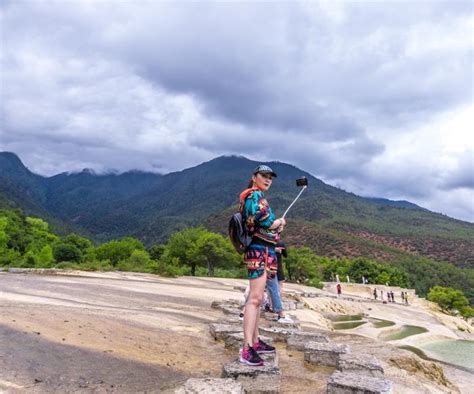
[1,1,473,222]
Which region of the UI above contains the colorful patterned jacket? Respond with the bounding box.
[239,187,280,245]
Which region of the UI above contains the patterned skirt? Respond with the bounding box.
[244,242,277,280]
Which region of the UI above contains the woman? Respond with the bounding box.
[239,164,286,366]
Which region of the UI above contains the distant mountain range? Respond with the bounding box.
[1,151,473,269]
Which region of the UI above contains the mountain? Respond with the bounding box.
[365,197,421,210]
[1,151,473,268]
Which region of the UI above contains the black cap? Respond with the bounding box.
[253,164,277,177]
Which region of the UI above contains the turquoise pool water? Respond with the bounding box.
[420,340,474,370]
[333,321,367,330]
[371,319,395,328]
[383,325,428,341]
[328,314,364,322]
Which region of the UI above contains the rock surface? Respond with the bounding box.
[224,333,274,350]
[175,378,244,393]
[286,332,329,351]
[259,326,299,342]
[222,354,281,394]
[209,323,243,340]
[304,342,350,367]
[337,353,384,378]
[327,371,393,394]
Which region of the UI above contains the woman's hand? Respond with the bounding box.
[270,217,286,231]
[278,217,286,233]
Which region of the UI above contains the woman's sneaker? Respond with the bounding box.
[277,315,295,324]
[253,338,276,354]
[239,346,264,366]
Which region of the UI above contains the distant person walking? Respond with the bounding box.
[401,291,405,303]
[239,165,286,366]
[404,292,409,305]
[336,283,342,297]
[373,288,378,300]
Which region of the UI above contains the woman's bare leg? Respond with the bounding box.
[243,273,266,348]
[252,307,261,344]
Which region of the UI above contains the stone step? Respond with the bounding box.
[222,306,243,316]
[211,300,241,311]
[287,332,329,351]
[224,333,274,351]
[337,353,384,378]
[267,320,301,330]
[304,342,350,367]
[259,326,299,343]
[222,354,280,394]
[266,315,301,330]
[218,315,242,325]
[327,371,393,394]
[209,323,243,340]
[281,300,297,310]
[175,378,244,393]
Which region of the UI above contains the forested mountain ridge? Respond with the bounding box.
[1,151,473,268]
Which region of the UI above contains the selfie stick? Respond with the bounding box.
[282,185,307,219]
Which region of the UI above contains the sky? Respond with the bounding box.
[1,1,473,222]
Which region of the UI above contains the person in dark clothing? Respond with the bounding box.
[336,283,342,297]
[267,241,294,324]
[275,241,287,293]
[373,288,378,300]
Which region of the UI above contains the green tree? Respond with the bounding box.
[161,227,239,276]
[459,306,474,319]
[22,250,37,267]
[0,216,9,253]
[63,233,92,255]
[376,271,391,286]
[286,247,322,287]
[347,257,380,284]
[320,257,351,282]
[37,245,54,267]
[53,243,82,263]
[427,286,469,313]
[193,231,239,276]
[95,237,144,266]
[148,244,166,261]
[161,227,207,276]
[25,216,58,253]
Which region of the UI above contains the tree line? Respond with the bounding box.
[1,208,472,318]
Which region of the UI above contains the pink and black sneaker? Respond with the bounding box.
[239,346,264,366]
[253,338,276,354]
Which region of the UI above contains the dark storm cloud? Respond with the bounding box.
[109,2,472,131]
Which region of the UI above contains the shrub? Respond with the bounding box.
[53,243,82,263]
